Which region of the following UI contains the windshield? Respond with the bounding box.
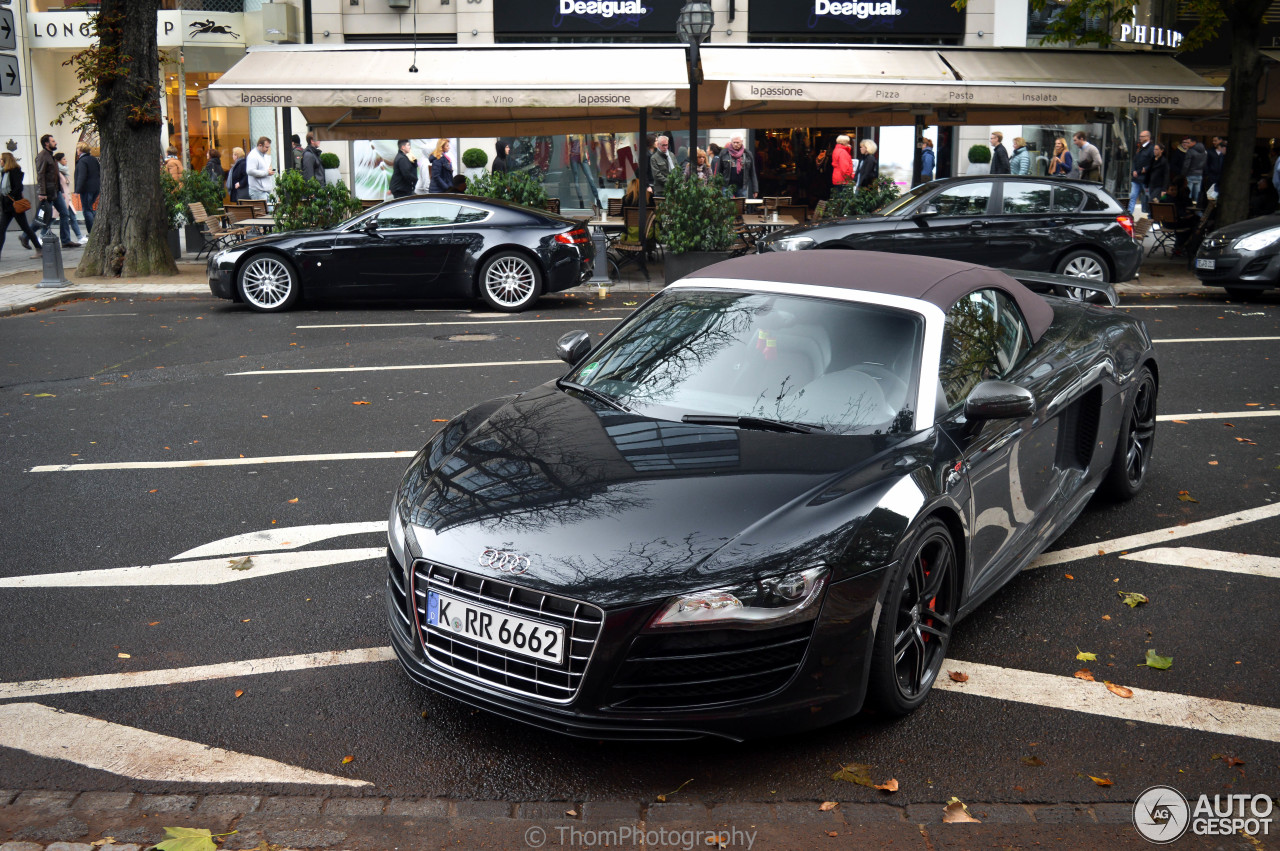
[871,182,935,217]
[565,290,923,435]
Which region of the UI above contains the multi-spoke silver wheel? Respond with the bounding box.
[1056,250,1108,282]
[238,255,298,312]
[480,252,541,312]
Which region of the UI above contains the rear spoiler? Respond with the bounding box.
[999,269,1119,307]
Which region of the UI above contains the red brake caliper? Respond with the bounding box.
[921,556,935,643]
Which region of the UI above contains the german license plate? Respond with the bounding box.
[1196,258,1215,270]
[427,591,565,665]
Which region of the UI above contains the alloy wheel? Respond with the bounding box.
[1062,255,1105,280]
[1125,375,1157,487]
[892,532,956,701]
[241,257,294,309]
[484,256,536,308]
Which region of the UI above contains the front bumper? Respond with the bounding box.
[385,550,883,741]
[208,254,236,300]
[1194,243,1280,290]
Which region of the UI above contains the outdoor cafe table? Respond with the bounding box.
[739,213,798,236]
[238,217,277,234]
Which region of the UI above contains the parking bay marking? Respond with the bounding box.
[30,451,417,473]
[1158,409,1280,422]
[0,702,371,786]
[295,317,620,330]
[1120,546,1280,580]
[227,359,562,376]
[1153,336,1280,343]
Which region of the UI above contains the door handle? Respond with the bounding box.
[968,221,986,229]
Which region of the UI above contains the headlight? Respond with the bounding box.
[647,567,829,630]
[388,502,411,566]
[770,236,816,252]
[1234,226,1280,252]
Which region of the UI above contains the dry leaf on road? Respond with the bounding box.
[942,797,980,823]
[949,671,968,683]
[1104,681,1134,698]
[874,779,899,792]
[1090,775,1114,787]
[1074,669,1095,681]
[819,801,838,811]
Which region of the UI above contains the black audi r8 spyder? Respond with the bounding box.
[386,251,1157,741]
[207,195,594,313]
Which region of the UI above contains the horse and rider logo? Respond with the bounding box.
[189,19,240,38]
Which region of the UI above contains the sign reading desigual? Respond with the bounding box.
[750,0,963,36]
[493,0,682,33]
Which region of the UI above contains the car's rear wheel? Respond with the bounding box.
[867,518,958,716]
[1055,249,1111,283]
[1101,365,1156,501]
[479,251,542,312]
[237,254,300,312]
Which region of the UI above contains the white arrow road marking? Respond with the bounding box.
[295,317,620,329]
[1120,546,1280,580]
[30,450,417,472]
[0,703,370,786]
[0,647,395,700]
[0,549,386,588]
[228,359,562,376]
[1159,410,1280,422]
[936,660,1280,743]
[174,521,384,559]
[1029,502,1280,568]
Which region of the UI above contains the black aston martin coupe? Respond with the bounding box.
[386,251,1157,740]
[207,195,594,313]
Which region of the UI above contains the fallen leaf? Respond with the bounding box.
[1209,460,1219,465]
[1119,590,1149,607]
[819,801,838,811]
[1065,573,1074,580]
[1224,756,1246,767]
[831,763,874,787]
[154,826,236,851]
[1235,437,1258,445]
[1246,403,1261,407]
[657,778,693,802]
[234,690,244,698]
[148,622,160,626]
[228,556,254,571]
[624,301,638,306]
[148,489,158,493]
[1076,648,1098,662]
[352,400,370,405]
[1021,756,1046,767]
[942,797,980,823]
[1102,615,1112,621]
[1104,681,1134,698]
[1177,490,1199,502]
[1074,669,1095,681]
[826,831,839,837]
[565,809,578,817]
[287,498,298,504]
[874,779,899,792]
[91,839,116,847]
[117,653,130,659]
[1171,419,1188,424]
[1089,775,1114,787]
[948,671,969,683]
[341,755,354,764]
[33,393,56,398]
[1142,649,1173,670]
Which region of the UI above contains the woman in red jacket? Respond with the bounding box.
[831,135,854,187]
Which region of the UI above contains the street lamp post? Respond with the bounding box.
[676,2,713,175]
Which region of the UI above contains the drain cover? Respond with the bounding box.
[440,333,499,342]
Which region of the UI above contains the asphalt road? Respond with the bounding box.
[1,288,1277,813]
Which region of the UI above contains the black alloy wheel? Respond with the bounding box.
[868,518,958,715]
[1102,365,1157,500]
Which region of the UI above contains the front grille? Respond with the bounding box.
[387,553,414,643]
[606,623,813,710]
[412,562,604,703]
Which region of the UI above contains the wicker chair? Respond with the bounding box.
[224,203,255,224]
[544,198,561,214]
[187,202,248,258]
[247,199,269,217]
[607,197,623,218]
[1147,202,1179,257]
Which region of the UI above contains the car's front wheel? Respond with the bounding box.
[479,251,543,312]
[1055,248,1111,283]
[1101,365,1156,500]
[237,254,300,312]
[867,518,958,716]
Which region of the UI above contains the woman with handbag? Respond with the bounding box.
[0,152,42,258]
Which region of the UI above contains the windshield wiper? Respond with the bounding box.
[556,379,632,413]
[680,414,825,434]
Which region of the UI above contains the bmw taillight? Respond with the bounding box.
[555,227,591,245]
[1117,214,1135,238]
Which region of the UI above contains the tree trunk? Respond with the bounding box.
[76,0,177,277]
[1218,0,1268,228]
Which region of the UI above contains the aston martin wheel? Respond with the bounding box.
[867,518,958,716]
[1101,365,1156,501]
[237,254,300,312]
[479,251,543,312]
[1055,249,1111,283]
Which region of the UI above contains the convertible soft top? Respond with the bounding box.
[685,250,1055,344]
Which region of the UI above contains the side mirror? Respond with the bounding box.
[556,330,593,365]
[914,204,939,218]
[963,380,1035,421]
[363,218,380,234]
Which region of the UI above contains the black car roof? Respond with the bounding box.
[685,250,1055,343]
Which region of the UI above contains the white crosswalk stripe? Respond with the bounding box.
[1120,546,1280,580]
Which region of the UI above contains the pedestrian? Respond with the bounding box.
[1182,137,1206,202]
[1048,137,1073,177]
[289,134,305,171]
[34,134,73,247]
[301,133,325,186]
[74,142,100,235]
[492,139,511,175]
[713,135,758,199]
[53,153,86,244]
[428,138,454,194]
[1202,137,1225,206]
[919,137,935,182]
[1072,131,1102,182]
[1148,143,1171,200]
[854,139,879,190]
[390,139,417,198]
[990,131,1010,175]
[1130,129,1154,214]
[649,134,677,197]
[246,137,276,202]
[227,147,248,201]
[1009,137,1031,175]
[451,174,468,193]
[202,149,225,191]
[831,134,854,187]
[687,148,712,183]
[163,145,183,182]
[0,151,42,258]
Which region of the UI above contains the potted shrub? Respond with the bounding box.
[966,143,992,175]
[826,176,901,218]
[461,147,488,179]
[180,167,223,256]
[160,167,185,259]
[659,171,737,284]
[320,151,342,187]
[468,169,549,209]
[271,169,364,232]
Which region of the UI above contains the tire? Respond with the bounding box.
[867,518,959,716]
[479,251,543,312]
[1055,249,1111,283]
[1101,365,1157,501]
[237,254,300,312]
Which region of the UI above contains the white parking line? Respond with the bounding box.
[1120,546,1280,580]
[29,451,417,473]
[0,703,370,786]
[1030,502,1280,568]
[936,659,1280,743]
[296,317,619,329]
[1158,410,1280,422]
[0,647,395,700]
[174,521,384,558]
[1153,336,1280,343]
[227,359,561,376]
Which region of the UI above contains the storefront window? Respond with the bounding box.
[165,70,248,173]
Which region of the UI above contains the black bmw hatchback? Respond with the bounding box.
[758,175,1142,284]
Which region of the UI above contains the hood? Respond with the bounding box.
[398,385,912,607]
[495,139,510,160]
[1209,214,1280,241]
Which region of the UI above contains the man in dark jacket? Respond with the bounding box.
[1129,129,1154,214]
[34,134,72,246]
[289,135,305,172]
[492,139,511,174]
[301,133,326,186]
[74,142,100,234]
[713,135,758,198]
[389,139,417,198]
[1182,137,1207,202]
[989,131,1010,175]
[1202,137,1224,206]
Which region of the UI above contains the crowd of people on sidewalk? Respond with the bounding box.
[0,133,100,262]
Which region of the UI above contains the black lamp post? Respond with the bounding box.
[676,2,713,172]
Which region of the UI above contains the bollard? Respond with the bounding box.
[589,229,610,285]
[37,236,72,289]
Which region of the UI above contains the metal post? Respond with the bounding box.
[637,107,649,282]
[687,40,699,176]
[38,239,71,288]
[178,51,190,172]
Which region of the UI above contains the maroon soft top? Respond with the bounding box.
[685,250,1055,344]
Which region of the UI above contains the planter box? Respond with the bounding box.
[167,228,182,260]
[184,223,206,257]
[324,168,342,187]
[664,250,734,285]
[966,162,991,175]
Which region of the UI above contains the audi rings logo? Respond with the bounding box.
[479,548,532,575]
